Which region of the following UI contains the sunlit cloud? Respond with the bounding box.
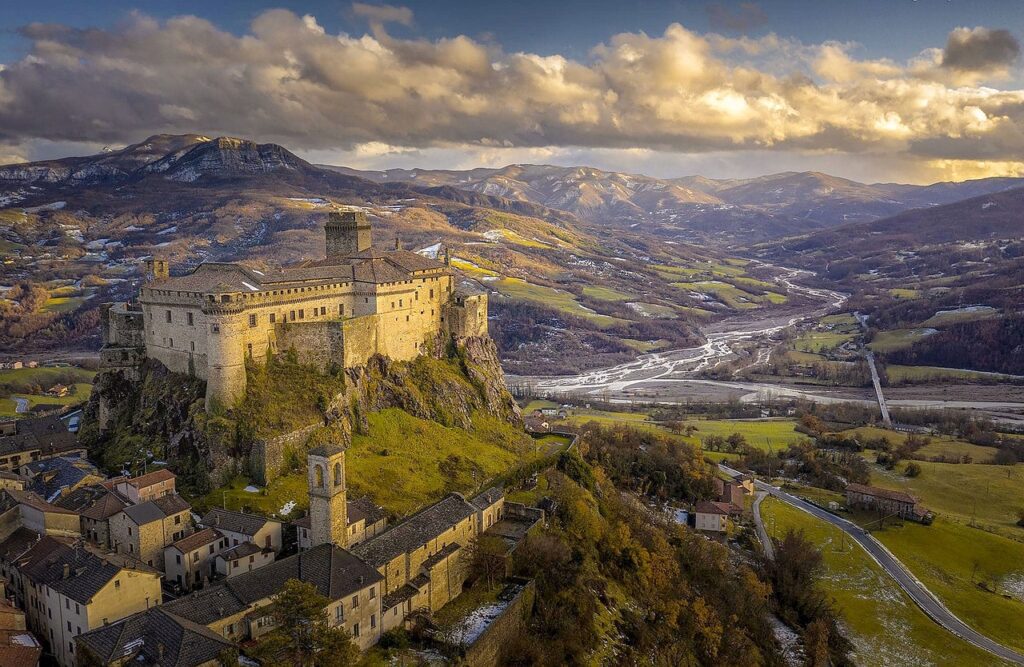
[0,7,1022,182]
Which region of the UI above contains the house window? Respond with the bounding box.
[249,314,257,327]
[352,595,359,608]
[176,554,181,564]
[175,515,181,524]
[115,580,120,589]
[352,623,360,638]
[369,586,376,599]
[370,614,376,629]
[336,605,344,621]
[128,527,132,536]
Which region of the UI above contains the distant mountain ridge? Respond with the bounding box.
[326,163,1024,242]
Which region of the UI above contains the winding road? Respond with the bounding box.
[733,464,1024,665]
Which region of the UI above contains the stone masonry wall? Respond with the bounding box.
[275,321,347,369]
[463,578,536,667]
[250,423,322,486]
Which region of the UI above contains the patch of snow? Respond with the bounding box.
[455,600,511,644]
[23,200,66,212]
[241,281,260,292]
[482,229,505,242]
[982,201,997,210]
[123,225,143,232]
[243,485,260,493]
[417,242,442,258]
[156,226,178,235]
[279,499,297,515]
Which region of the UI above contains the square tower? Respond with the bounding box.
[325,210,371,261]
[307,444,348,548]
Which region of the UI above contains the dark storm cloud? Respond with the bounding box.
[942,26,1020,71]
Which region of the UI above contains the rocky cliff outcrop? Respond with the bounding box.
[81,335,521,491]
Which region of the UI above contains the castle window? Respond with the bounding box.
[399,299,403,307]
[169,338,173,348]
[320,307,326,316]
[190,341,195,352]
[339,304,344,316]
[334,462,342,486]
[430,289,434,298]
[299,309,304,319]
[249,314,257,328]
[165,310,172,323]
[211,324,220,334]
[290,311,296,322]
[315,465,324,488]
[406,315,409,322]
[391,302,395,309]
[247,344,253,357]
[187,312,194,326]
[270,313,276,323]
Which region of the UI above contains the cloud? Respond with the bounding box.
[351,2,413,27]
[706,3,768,34]
[942,26,1020,72]
[0,11,1023,180]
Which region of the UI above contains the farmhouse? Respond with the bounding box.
[845,483,931,523]
[100,210,488,408]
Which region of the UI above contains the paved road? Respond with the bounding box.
[733,464,1024,665]
[751,491,774,559]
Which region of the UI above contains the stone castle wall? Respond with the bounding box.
[462,578,536,667]
[250,423,322,486]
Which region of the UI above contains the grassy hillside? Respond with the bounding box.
[761,498,1005,666]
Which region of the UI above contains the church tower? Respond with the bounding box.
[307,444,348,548]
[325,210,371,261]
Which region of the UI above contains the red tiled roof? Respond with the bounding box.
[695,501,732,515]
[124,469,175,489]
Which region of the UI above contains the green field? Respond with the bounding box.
[794,330,856,353]
[838,426,997,464]
[582,285,633,301]
[921,307,998,328]
[672,281,761,309]
[869,459,1023,536]
[874,519,1024,654]
[0,367,95,418]
[761,499,1009,666]
[492,277,625,327]
[885,365,1010,385]
[868,329,935,353]
[888,288,921,299]
[562,409,804,452]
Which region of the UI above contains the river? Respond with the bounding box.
[509,268,1024,419]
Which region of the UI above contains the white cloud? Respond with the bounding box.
[0,12,1022,181]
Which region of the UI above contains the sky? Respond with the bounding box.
[1,0,1023,183]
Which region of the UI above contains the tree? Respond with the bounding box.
[466,534,509,589]
[252,579,359,667]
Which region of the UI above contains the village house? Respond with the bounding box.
[162,542,385,651]
[0,416,84,473]
[214,541,275,578]
[19,455,103,502]
[113,468,176,504]
[18,539,162,667]
[714,478,747,509]
[200,507,283,554]
[109,494,192,570]
[694,501,733,532]
[163,527,228,592]
[845,483,931,523]
[0,596,42,666]
[75,605,235,667]
[54,484,127,548]
[0,471,25,493]
[0,489,80,539]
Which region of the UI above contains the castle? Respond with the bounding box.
[102,211,488,408]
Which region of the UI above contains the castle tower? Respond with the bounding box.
[202,291,247,410]
[325,210,371,261]
[307,445,348,548]
[143,256,169,282]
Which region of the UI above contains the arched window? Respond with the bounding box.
[334,462,343,486]
[315,465,324,488]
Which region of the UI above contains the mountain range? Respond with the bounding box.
[326,163,1024,243]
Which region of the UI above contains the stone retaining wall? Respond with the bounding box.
[250,423,321,485]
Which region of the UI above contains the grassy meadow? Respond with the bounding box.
[761,498,1010,666]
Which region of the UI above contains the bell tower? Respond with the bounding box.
[307,444,348,548]
[325,210,371,261]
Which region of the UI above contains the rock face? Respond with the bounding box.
[81,335,520,491]
[333,335,521,435]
